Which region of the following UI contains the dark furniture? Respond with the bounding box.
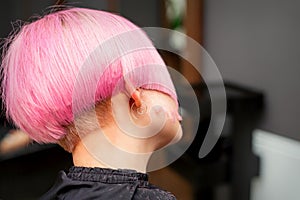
[172,82,264,200]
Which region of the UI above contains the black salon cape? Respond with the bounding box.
[39,166,176,200]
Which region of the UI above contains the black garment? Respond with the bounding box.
[40,166,176,200]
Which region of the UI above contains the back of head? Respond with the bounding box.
[1,8,176,152]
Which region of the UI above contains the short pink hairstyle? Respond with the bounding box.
[1,8,176,147]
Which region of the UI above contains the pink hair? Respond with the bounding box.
[1,8,177,143]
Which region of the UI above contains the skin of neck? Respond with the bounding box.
[71,120,181,173]
[72,124,155,173]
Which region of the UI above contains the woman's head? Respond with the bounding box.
[1,8,180,152]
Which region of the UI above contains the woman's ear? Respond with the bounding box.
[124,77,142,108]
[131,89,142,108]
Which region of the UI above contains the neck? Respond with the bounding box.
[72,127,154,173]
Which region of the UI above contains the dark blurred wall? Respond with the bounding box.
[67,0,108,10]
[119,0,161,27]
[0,1,54,38]
[0,1,12,39]
[204,0,300,141]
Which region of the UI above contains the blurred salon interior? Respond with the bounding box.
[0,0,299,199]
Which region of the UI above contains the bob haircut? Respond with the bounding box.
[1,8,177,152]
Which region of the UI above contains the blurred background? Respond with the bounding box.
[0,0,299,200]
